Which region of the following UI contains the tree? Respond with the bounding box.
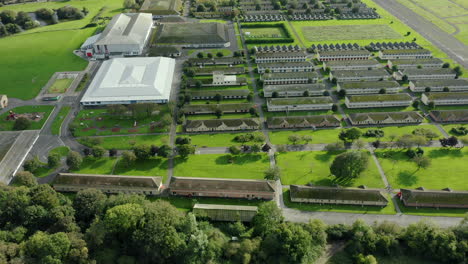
[412,100,419,109]
[83,148,91,156]
[214,93,222,102]
[92,146,106,158]
[356,254,377,264]
[73,188,106,227]
[229,145,241,155]
[207,53,213,58]
[5,23,21,34]
[253,201,283,236]
[66,151,83,170]
[13,117,31,130]
[288,134,301,145]
[428,101,435,109]
[264,166,281,180]
[302,135,312,144]
[424,87,431,92]
[337,89,346,98]
[412,155,431,170]
[197,52,204,58]
[339,128,362,142]
[352,139,366,150]
[0,24,8,37]
[15,11,33,28]
[330,151,369,179]
[23,231,71,263]
[109,148,118,157]
[13,171,37,187]
[331,104,338,112]
[175,136,191,145]
[440,136,458,148]
[104,203,145,233]
[442,62,450,68]
[177,144,195,158]
[325,142,345,153]
[121,151,137,166]
[303,90,310,97]
[272,91,279,98]
[216,52,224,58]
[47,153,61,168]
[249,107,257,116]
[23,158,41,173]
[157,145,172,157]
[251,144,261,152]
[454,66,462,77]
[379,88,386,94]
[412,127,439,140]
[0,10,17,24]
[133,144,151,160]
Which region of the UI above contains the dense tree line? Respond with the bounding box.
[1,181,467,263]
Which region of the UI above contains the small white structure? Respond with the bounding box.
[0,95,8,109]
[80,57,175,106]
[91,13,153,59]
[212,72,238,86]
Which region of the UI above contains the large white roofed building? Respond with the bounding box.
[80,57,175,106]
[91,13,153,59]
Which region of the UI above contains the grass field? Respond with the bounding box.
[244,27,287,38]
[71,109,169,136]
[302,24,402,42]
[283,189,395,215]
[173,153,270,179]
[187,132,264,147]
[0,105,54,131]
[0,0,124,99]
[71,157,118,175]
[276,150,385,188]
[79,134,169,150]
[49,146,70,157]
[47,78,74,94]
[443,124,467,136]
[113,157,168,182]
[51,106,71,135]
[375,148,468,190]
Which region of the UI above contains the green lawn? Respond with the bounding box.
[71,108,170,136]
[360,125,442,142]
[173,153,270,179]
[51,106,71,135]
[244,27,287,38]
[283,189,396,215]
[443,124,467,136]
[301,24,402,42]
[375,148,468,190]
[49,146,70,157]
[79,134,169,150]
[48,78,74,94]
[0,105,55,131]
[0,0,124,99]
[276,151,385,188]
[396,199,468,217]
[187,132,264,147]
[113,157,168,182]
[269,128,342,145]
[71,157,118,175]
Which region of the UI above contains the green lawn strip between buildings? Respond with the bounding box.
[51,106,71,135]
[276,150,385,188]
[0,105,55,131]
[283,189,396,215]
[187,132,264,147]
[173,153,270,179]
[375,148,468,190]
[78,134,169,150]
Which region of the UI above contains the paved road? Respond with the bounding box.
[373,0,468,68]
[283,208,463,227]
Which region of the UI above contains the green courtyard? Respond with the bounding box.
[47,78,74,94]
[187,132,264,147]
[276,151,385,188]
[301,24,402,42]
[0,105,55,131]
[173,153,270,179]
[375,148,468,190]
[244,27,287,39]
[79,134,169,150]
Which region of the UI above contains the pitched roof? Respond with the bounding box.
[318,50,371,56]
[346,93,412,102]
[389,58,443,65]
[402,68,455,75]
[262,72,319,79]
[331,69,389,78]
[256,51,305,58]
[268,97,333,105]
[424,92,468,100]
[411,79,468,88]
[185,118,259,129]
[401,188,468,206]
[182,103,254,112]
[193,203,258,211]
[381,48,431,55]
[348,111,423,122]
[188,89,250,97]
[187,57,244,64]
[339,81,400,89]
[429,110,468,122]
[170,177,276,193]
[257,62,313,68]
[325,58,380,67]
[264,83,325,92]
[95,13,153,46]
[267,115,340,125]
[53,173,162,188]
[290,185,388,203]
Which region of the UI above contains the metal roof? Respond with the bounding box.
[95,13,153,46]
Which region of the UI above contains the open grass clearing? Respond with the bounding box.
[187,132,264,147]
[79,134,169,150]
[375,148,468,190]
[51,106,71,135]
[302,24,402,42]
[48,78,74,94]
[269,128,342,145]
[173,153,270,179]
[71,157,118,175]
[49,146,70,157]
[0,0,124,99]
[395,198,467,217]
[276,150,385,188]
[113,157,168,182]
[244,27,287,38]
[0,105,54,131]
[283,189,395,215]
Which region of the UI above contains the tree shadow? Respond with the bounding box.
[396,170,418,186]
[315,153,334,162]
[214,154,263,165]
[428,148,463,158]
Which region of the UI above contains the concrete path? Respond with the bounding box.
[283,207,463,228]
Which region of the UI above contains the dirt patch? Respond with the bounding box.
[111,127,121,132]
[6,112,45,123]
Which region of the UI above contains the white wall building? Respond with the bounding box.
[80,57,175,106]
[345,94,412,108]
[267,97,333,111]
[91,13,153,59]
[409,79,468,92]
[421,92,468,106]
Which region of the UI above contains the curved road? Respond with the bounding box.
[373,0,468,69]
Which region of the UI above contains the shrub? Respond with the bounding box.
[450,126,468,136]
[364,129,384,138]
[13,117,31,130]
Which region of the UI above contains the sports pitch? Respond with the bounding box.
[301,24,402,42]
